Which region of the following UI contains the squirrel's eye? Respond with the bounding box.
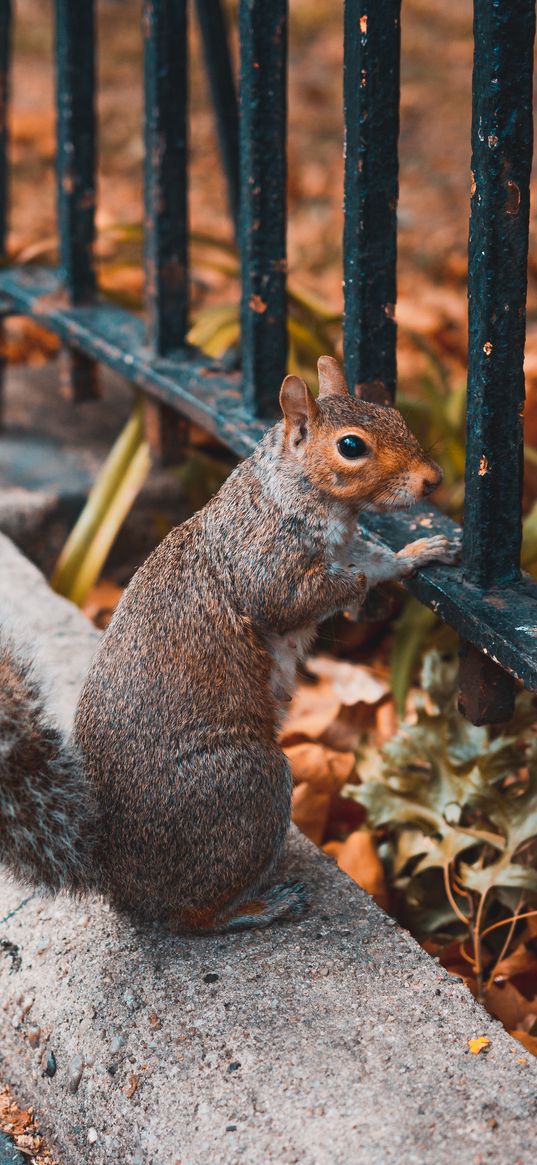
[337,434,368,460]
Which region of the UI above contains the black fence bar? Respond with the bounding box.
[0,0,10,264]
[463,0,535,589]
[460,0,536,722]
[238,0,287,416]
[195,0,239,231]
[55,0,98,401]
[0,0,11,427]
[343,0,401,402]
[143,0,189,357]
[4,258,537,690]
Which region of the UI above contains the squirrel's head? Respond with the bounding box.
[279,356,442,512]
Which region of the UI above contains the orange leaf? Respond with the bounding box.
[485,982,537,1033]
[510,1031,537,1058]
[280,677,341,745]
[289,745,357,844]
[468,1036,491,1055]
[324,830,388,908]
[285,742,356,791]
[306,655,389,705]
[292,784,331,845]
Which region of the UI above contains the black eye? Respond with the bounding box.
[337,434,368,460]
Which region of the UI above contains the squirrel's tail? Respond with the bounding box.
[0,633,99,895]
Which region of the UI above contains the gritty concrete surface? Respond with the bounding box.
[1,534,537,1165]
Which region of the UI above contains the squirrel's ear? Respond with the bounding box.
[317,356,349,398]
[279,375,318,442]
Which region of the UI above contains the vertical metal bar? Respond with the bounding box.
[55,0,98,400]
[0,0,10,262]
[144,398,188,465]
[143,0,188,358]
[343,0,400,402]
[239,0,287,416]
[195,0,239,231]
[459,0,535,723]
[458,643,516,725]
[0,0,11,428]
[463,0,535,589]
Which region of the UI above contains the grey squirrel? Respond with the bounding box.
[0,357,458,932]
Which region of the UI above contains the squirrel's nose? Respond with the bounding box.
[421,466,443,496]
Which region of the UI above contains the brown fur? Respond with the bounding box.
[0,358,454,933]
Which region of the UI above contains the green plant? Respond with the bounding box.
[52,399,151,606]
[347,650,537,1000]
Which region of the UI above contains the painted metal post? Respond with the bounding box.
[460,0,536,723]
[239,0,287,416]
[195,0,239,231]
[143,0,188,357]
[0,0,11,428]
[343,0,401,402]
[142,0,189,462]
[55,0,98,400]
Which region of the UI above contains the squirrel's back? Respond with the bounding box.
[73,497,289,929]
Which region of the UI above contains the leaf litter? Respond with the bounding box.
[281,649,537,1056]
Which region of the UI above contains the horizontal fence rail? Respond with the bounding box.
[0,0,536,722]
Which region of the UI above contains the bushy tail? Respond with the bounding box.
[0,633,99,894]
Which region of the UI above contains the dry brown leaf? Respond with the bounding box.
[292,784,331,845]
[280,677,341,745]
[324,830,388,908]
[285,742,356,791]
[490,939,537,983]
[306,655,389,706]
[485,982,537,1033]
[125,1073,139,1098]
[0,1084,57,1165]
[510,1031,537,1057]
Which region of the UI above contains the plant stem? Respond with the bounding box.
[484,894,524,991]
[472,889,489,1002]
[443,863,471,926]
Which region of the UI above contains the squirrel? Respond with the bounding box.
[0,357,459,933]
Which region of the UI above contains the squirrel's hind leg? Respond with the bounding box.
[216,880,311,933]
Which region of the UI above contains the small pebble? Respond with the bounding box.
[203,972,219,984]
[67,1053,84,1094]
[27,1024,41,1047]
[87,1127,98,1145]
[45,1051,57,1078]
[227,1061,241,1073]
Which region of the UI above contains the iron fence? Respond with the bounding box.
[0,0,536,724]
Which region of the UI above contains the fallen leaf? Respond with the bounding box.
[510,1031,537,1057]
[285,743,356,791]
[485,982,537,1033]
[280,677,341,745]
[307,655,389,705]
[288,744,357,844]
[125,1073,139,1098]
[489,938,537,983]
[324,830,388,908]
[292,784,331,845]
[468,1036,491,1055]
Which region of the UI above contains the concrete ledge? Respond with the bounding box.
[1,532,537,1165]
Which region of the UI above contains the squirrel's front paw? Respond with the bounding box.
[397,534,461,573]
